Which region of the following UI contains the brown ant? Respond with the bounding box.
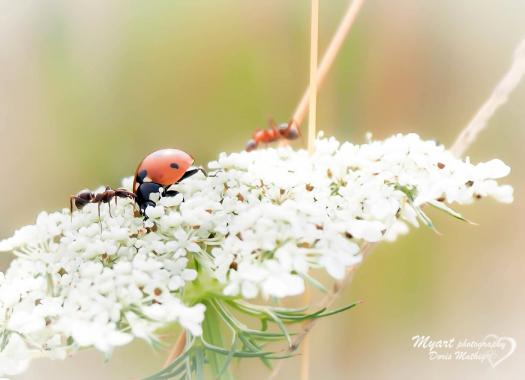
[245,118,300,151]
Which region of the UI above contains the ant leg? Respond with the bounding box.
[69,194,90,221]
[69,196,75,221]
[108,199,113,218]
[268,117,278,129]
[70,191,93,222]
[97,202,103,232]
[130,196,138,216]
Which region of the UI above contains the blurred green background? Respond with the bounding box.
[0,1,524,379]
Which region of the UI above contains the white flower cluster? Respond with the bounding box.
[0,134,512,376]
[0,195,205,376]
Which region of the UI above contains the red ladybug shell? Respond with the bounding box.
[133,148,194,192]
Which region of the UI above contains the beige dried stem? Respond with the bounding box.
[292,0,364,130]
[307,0,320,154]
[163,330,187,368]
[302,1,319,378]
[270,36,525,380]
[451,37,525,157]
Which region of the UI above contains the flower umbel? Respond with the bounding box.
[0,134,512,377]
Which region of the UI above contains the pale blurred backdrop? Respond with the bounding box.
[0,1,524,379]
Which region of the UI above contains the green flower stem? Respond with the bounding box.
[201,300,234,380]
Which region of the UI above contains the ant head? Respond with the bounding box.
[286,125,300,140]
[245,139,258,152]
[77,191,94,201]
[278,122,300,140]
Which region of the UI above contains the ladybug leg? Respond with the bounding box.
[166,167,207,201]
[135,182,163,216]
[163,189,179,197]
[179,167,207,182]
[140,201,156,216]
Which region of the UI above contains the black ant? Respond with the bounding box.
[69,187,136,225]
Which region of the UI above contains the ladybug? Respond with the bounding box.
[133,148,204,214]
[70,148,204,221]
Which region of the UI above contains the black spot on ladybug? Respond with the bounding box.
[170,162,179,169]
[136,170,147,183]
